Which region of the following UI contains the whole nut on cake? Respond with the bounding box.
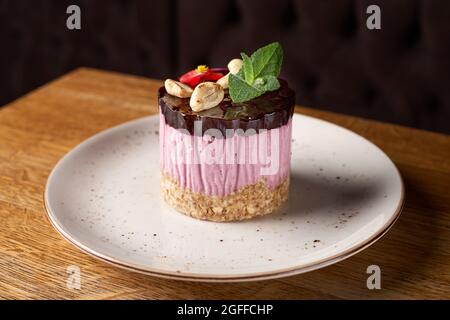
[227,58,243,74]
[217,58,244,89]
[216,74,229,89]
[189,82,224,111]
[164,79,193,98]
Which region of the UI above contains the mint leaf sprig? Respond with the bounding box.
[229,42,283,103]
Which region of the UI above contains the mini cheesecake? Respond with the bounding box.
[159,79,295,221]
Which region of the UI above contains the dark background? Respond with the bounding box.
[1,0,449,133]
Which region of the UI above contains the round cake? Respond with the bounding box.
[158,42,295,221]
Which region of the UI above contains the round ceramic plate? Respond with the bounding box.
[45,114,403,282]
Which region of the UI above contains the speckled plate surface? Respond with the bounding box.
[45,114,404,282]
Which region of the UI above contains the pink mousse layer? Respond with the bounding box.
[160,113,292,197]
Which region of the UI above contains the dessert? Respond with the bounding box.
[159,42,295,221]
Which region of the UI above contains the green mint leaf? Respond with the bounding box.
[229,73,263,103]
[253,75,280,92]
[250,42,283,79]
[228,42,284,103]
[240,52,254,84]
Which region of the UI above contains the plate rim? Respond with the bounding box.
[44,114,405,282]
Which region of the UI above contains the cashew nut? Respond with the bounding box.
[217,58,243,89]
[227,58,243,74]
[164,79,193,98]
[216,73,229,89]
[189,82,224,112]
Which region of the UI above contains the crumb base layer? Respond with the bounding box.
[161,172,289,222]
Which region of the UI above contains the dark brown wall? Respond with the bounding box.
[1,0,449,133]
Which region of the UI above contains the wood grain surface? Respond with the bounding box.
[0,68,449,299]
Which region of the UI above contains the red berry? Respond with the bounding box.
[179,66,225,88]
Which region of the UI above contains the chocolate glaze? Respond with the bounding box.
[158,79,295,135]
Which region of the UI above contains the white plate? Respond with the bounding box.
[45,114,404,282]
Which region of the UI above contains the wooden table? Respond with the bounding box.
[0,68,449,299]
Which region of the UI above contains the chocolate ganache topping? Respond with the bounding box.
[159,79,295,135]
